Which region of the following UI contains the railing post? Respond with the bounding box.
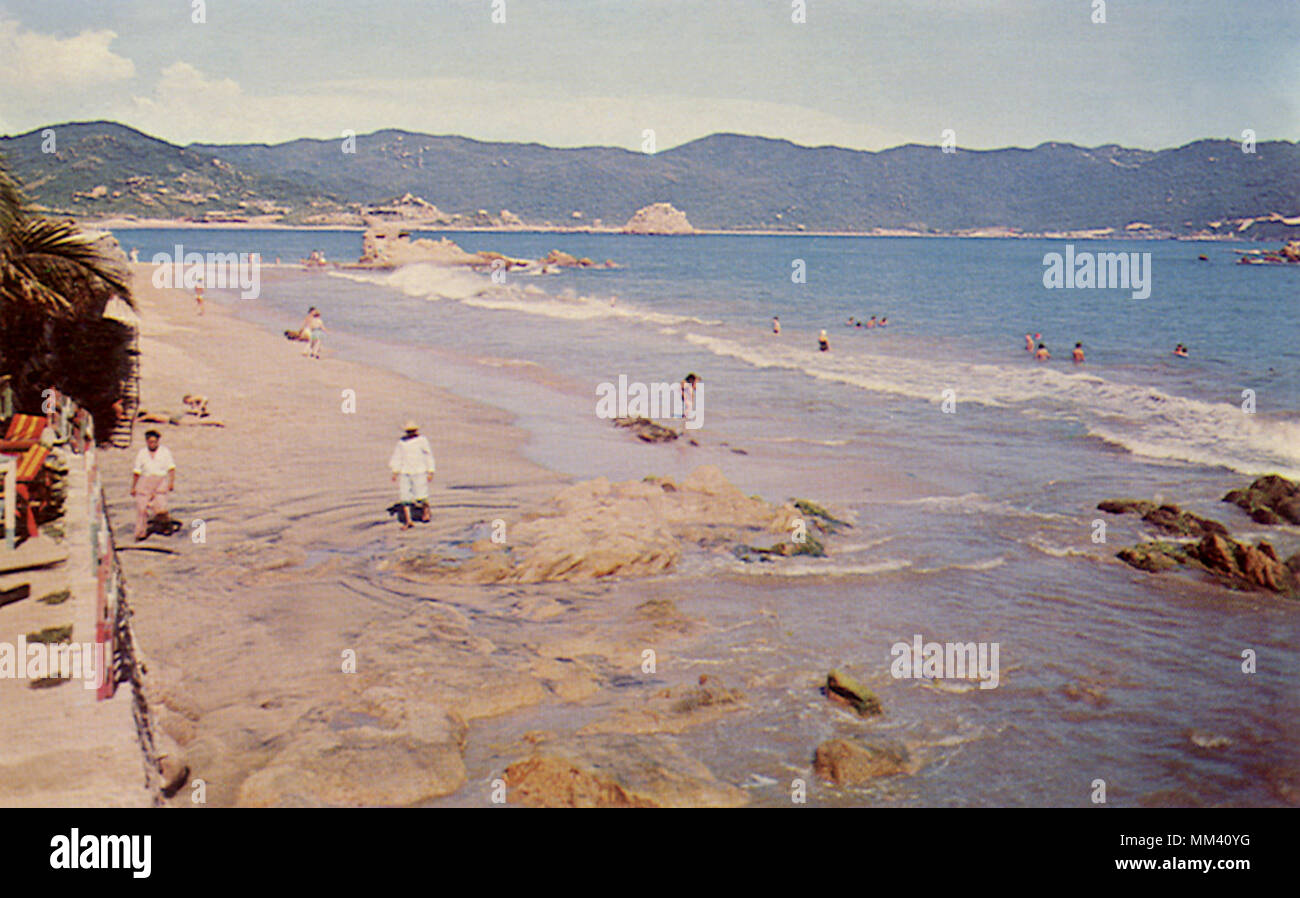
[2,457,14,551]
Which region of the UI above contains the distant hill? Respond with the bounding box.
[2,121,1297,236]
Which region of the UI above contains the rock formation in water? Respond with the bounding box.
[355,225,482,268]
[386,466,844,584]
[813,737,911,785]
[1223,474,1300,525]
[622,202,695,235]
[1102,484,1300,596]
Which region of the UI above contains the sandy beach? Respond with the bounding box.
[108,266,780,806]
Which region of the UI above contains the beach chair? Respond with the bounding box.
[0,413,47,453]
[11,444,51,538]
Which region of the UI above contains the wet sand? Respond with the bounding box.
[110,267,758,806]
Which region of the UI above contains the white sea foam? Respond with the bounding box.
[684,332,1300,477]
[729,558,913,577]
[340,263,724,329]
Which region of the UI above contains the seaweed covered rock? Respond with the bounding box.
[825,669,883,717]
[1223,475,1300,526]
[613,417,679,443]
[1117,532,1299,596]
[1097,499,1228,537]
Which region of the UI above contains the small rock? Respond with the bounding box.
[825,669,883,717]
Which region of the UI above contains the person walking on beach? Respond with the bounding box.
[305,308,325,359]
[389,420,435,529]
[194,284,205,316]
[131,430,176,540]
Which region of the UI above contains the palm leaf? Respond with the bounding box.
[1,217,132,318]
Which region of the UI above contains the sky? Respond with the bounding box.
[0,0,1296,151]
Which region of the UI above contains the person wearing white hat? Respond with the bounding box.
[388,419,436,529]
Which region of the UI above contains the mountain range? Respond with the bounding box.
[1,121,1296,237]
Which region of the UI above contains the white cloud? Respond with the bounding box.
[0,19,135,96]
[115,64,903,151]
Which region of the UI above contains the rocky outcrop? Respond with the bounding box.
[388,466,830,584]
[1097,499,1229,538]
[1118,533,1299,596]
[505,735,747,807]
[813,737,911,785]
[356,226,482,268]
[613,417,678,443]
[235,687,468,807]
[623,202,695,235]
[578,675,744,736]
[1223,475,1300,525]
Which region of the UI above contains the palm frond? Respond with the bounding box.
[1,217,133,318]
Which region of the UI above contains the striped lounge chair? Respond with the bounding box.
[0,413,47,453]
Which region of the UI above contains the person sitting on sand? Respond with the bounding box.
[772,316,781,335]
[182,394,209,417]
[1072,342,1085,364]
[818,330,830,352]
[132,430,176,540]
[1035,343,1051,361]
[389,420,436,529]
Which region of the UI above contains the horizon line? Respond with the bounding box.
[3,120,1297,158]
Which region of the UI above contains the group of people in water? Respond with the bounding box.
[1025,332,1190,363]
[769,314,890,353]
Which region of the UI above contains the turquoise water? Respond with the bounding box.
[118,228,1300,806]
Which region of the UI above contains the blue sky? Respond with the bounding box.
[1,0,1296,150]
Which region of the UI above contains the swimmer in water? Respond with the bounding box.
[1035,343,1050,361]
[1174,343,1189,357]
[1072,342,1085,363]
[1025,334,1034,352]
[818,330,830,352]
[772,316,781,334]
[847,317,856,327]
[866,315,877,329]
[879,316,887,327]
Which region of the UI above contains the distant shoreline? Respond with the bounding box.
[80,217,1253,241]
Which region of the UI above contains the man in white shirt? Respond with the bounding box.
[388,419,435,529]
[131,429,176,539]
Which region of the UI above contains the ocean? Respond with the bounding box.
[117,227,1300,806]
